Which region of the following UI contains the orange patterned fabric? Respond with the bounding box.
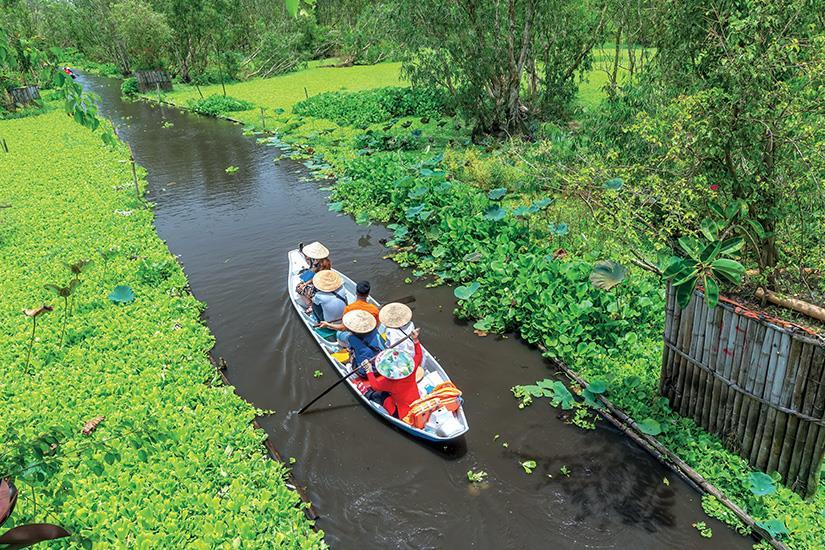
[402,382,462,428]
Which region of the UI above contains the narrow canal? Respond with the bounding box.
[84,74,750,549]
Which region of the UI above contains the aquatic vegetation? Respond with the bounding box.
[520,460,536,474]
[22,305,52,371]
[0,111,323,547]
[466,470,487,483]
[187,95,254,117]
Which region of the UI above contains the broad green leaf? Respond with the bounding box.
[454,281,480,300]
[675,276,698,308]
[587,379,608,394]
[487,187,507,200]
[700,218,719,241]
[638,418,662,436]
[521,460,537,474]
[711,258,745,284]
[284,0,299,17]
[604,177,623,190]
[483,205,506,221]
[704,276,720,308]
[718,237,744,256]
[748,471,776,496]
[108,285,136,304]
[589,260,626,291]
[699,241,721,263]
[677,237,701,260]
[756,519,787,538]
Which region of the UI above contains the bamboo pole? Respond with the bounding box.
[671,297,696,411]
[742,327,777,461]
[777,342,814,480]
[755,287,825,323]
[724,317,756,453]
[711,309,736,435]
[750,329,783,467]
[797,345,825,497]
[787,342,823,486]
[722,312,747,437]
[692,299,712,424]
[767,337,803,474]
[706,308,729,433]
[547,354,789,550]
[756,332,791,470]
[732,320,765,453]
[685,297,708,418]
[660,286,680,396]
[697,303,722,429]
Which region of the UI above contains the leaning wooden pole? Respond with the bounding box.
[541,348,789,550]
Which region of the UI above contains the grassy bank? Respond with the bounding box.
[150,54,621,123]
[0,109,324,547]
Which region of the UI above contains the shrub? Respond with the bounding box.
[186,95,254,117]
[120,77,139,96]
[293,86,453,127]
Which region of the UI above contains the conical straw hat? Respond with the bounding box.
[343,309,377,334]
[302,241,329,260]
[313,270,342,292]
[379,302,412,329]
[374,349,415,380]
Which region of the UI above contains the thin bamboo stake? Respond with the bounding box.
[787,342,822,486]
[685,297,708,418]
[705,307,728,433]
[778,342,814,479]
[722,312,746,436]
[547,354,789,550]
[797,345,825,497]
[767,337,803,474]
[756,332,791,470]
[735,322,767,452]
[672,298,697,411]
[725,317,752,442]
[660,286,680,395]
[711,308,735,435]
[697,303,721,428]
[750,330,784,467]
[742,327,777,461]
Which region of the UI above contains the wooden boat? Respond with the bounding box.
[288,248,469,442]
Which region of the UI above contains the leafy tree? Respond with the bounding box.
[395,0,603,135]
[635,0,824,287]
[111,0,173,71]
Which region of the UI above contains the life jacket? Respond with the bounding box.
[402,382,462,428]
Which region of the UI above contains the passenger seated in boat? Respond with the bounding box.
[365,349,421,419]
[378,302,422,367]
[311,270,347,323]
[317,280,379,346]
[296,241,330,309]
[341,309,385,377]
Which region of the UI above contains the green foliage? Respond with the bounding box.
[520,460,537,474]
[466,469,487,483]
[0,111,323,547]
[293,86,452,127]
[108,285,136,304]
[691,521,712,538]
[748,472,777,497]
[187,95,254,117]
[120,77,139,96]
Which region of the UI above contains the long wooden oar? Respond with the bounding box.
[298,331,415,414]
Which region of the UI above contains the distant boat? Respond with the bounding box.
[288,248,469,442]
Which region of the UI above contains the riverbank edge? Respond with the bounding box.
[137,90,794,549]
[0,108,324,545]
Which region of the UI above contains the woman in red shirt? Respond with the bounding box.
[366,347,422,420]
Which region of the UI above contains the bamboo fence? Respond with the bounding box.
[134,70,172,93]
[7,86,40,107]
[660,287,825,498]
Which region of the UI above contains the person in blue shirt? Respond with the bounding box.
[342,309,385,378]
[311,270,348,323]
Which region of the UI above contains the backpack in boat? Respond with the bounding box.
[402,382,462,429]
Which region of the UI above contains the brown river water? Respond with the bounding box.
[83,74,751,549]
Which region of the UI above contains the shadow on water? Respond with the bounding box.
[82,73,753,549]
